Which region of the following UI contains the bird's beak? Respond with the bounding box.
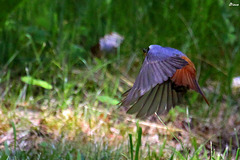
[142,48,147,56]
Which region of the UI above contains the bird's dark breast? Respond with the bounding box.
[171,81,188,93]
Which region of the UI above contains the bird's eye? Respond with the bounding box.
[147,47,150,52]
[143,47,150,54]
[142,48,147,53]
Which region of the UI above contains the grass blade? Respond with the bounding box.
[129,134,133,160]
[21,76,53,89]
[4,141,10,156]
[159,138,166,157]
[135,123,142,160]
[11,121,17,151]
[236,148,240,160]
[169,153,174,160]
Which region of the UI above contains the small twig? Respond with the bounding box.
[120,75,134,87]
[155,113,185,151]
[196,56,227,76]
[80,104,184,133]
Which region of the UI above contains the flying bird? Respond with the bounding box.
[120,45,209,118]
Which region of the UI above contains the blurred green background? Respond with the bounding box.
[0,0,239,159]
[1,0,239,112]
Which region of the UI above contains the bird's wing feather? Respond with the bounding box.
[126,80,181,118]
[121,56,188,107]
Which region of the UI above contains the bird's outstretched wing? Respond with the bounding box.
[120,55,188,109]
[126,80,187,118]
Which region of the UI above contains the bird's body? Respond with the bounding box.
[120,45,209,118]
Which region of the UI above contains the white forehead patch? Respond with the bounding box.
[149,45,153,49]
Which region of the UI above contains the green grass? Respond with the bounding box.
[0,0,240,159]
[1,121,239,159]
[1,141,123,160]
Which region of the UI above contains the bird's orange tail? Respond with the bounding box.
[193,79,210,105]
[171,56,209,105]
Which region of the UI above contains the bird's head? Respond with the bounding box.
[142,47,149,56]
[143,45,162,56]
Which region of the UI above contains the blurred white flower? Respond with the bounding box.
[99,32,124,52]
[232,76,240,88]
